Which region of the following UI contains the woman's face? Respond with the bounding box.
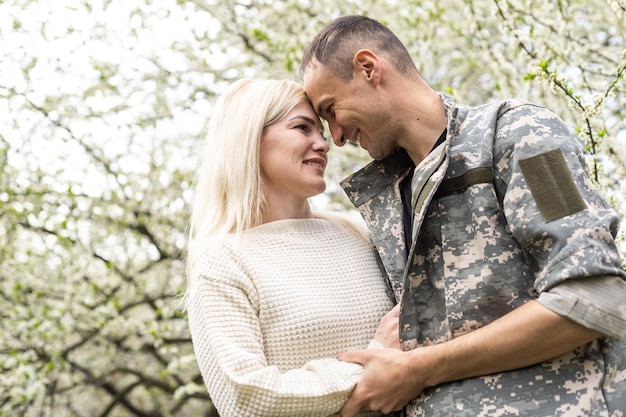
[260,100,328,208]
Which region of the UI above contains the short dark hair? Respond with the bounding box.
[300,15,417,81]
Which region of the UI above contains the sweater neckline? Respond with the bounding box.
[245,217,336,235]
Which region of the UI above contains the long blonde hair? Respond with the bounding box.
[186,78,308,281]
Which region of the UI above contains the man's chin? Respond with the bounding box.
[368,149,387,161]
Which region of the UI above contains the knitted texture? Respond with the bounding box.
[188,218,394,417]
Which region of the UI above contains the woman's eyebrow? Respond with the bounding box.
[288,115,323,134]
[288,115,317,124]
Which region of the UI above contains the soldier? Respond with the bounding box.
[301,15,626,417]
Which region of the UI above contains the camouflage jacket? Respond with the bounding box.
[342,96,626,416]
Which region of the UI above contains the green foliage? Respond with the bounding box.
[1,0,625,415]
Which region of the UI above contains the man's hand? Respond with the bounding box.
[337,301,602,417]
[374,304,400,349]
[338,348,425,417]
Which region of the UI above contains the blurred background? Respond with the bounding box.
[1,0,624,415]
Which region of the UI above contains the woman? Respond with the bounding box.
[185,78,395,417]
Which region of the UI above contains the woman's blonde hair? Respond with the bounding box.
[186,78,308,280]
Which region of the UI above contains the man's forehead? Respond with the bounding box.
[303,64,332,102]
[302,67,318,89]
[303,59,331,85]
[301,78,321,111]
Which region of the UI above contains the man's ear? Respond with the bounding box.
[353,50,381,85]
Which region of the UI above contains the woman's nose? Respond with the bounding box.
[313,133,329,153]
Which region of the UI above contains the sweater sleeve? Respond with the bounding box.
[187,245,365,417]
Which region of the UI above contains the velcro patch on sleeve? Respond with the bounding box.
[518,148,587,222]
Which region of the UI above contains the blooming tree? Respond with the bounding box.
[0,0,624,416]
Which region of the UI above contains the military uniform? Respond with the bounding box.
[342,96,626,416]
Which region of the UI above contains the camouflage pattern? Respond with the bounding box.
[342,96,626,416]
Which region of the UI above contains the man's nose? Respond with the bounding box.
[328,121,345,147]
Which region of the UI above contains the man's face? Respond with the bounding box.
[303,61,397,161]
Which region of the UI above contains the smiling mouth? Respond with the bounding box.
[348,130,361,145]
[303,161,325,169]
[348,131,363,148]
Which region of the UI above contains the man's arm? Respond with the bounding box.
[338,300,602,417]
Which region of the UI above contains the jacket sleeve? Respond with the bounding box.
[186,244,364,417]
[494,101,626,339]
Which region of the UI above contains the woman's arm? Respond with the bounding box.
[187,271,366,417]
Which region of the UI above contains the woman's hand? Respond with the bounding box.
[374,304,400,349]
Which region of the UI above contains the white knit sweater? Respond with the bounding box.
[187,218,394,417]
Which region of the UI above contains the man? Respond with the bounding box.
[301,15,626,417]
